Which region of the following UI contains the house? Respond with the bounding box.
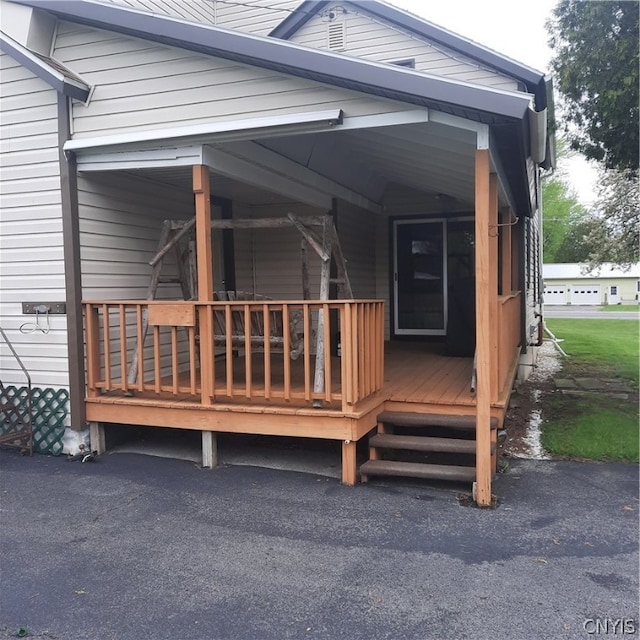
[0,0,553,505]
[543,263,640,306]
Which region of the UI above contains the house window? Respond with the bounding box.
[390,58,416,69]
[610,285,618,295]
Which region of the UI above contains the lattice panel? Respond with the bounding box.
[0,386,68,455]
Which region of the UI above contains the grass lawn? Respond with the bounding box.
[541,319,639,463]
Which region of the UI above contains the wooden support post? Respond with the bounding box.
[489,175,499,402]
[194,165,214,301]
[202,431,217,469]
[501,208,513,294]
[194,165,214,405]
[89,422,105,455]
[474,149,493,507]
[341,440,357,486]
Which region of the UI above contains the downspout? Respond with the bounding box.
[58,93,86,429]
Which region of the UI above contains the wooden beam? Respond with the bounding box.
[474,149,492,507]
[501,208,513,294]
[194,165,213,301]
[342,440,357,486]
[511,221,520,294]
[489,175,499,403]
[194,165,214,406]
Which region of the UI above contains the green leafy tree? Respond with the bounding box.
[541,141,590,263]
[583,169,640,267]
[547,1,639,172]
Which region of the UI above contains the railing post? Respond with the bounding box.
[85,304,101,397]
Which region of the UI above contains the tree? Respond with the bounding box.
[541,139,591,263]
[547,1,639,173]
[542,172,588,262]
[583,169,639,267]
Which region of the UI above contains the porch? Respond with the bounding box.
[84,294,521,485]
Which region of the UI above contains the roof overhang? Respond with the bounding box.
[0,29,91,100]
[13,0,533,124]
[270,0,549,111]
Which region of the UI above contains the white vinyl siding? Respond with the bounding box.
[99,0,217,26]
[337,201,376,299]
[212,0,300,35]
[289,3,521,92]
[53,22,409,140]
[233,202,324,300]
[99,0,300,35]
[0,53,68,389]
[78,172,193,300]
[78,171,194,382]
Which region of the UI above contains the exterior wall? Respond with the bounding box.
[229,198,375,302]
[100,0,217,26]
[212,0,300,35]
[78,170,194,382]
[337,201,376,299]
[52,22,409,140]
[232,201,324,300]
[0,52,68,389]
[288,2,521,92]
[78,171,193,300]
[100,0,300,36]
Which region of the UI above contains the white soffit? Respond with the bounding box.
[63,109,344,153]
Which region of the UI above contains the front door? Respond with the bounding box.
[393,219,447,336]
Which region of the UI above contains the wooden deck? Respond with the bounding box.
[87,341,512,424]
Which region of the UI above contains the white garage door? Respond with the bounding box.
[544,284,568,305]
[571,284,601,305]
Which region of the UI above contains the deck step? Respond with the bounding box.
[360,460,476,483]
[377,411,498,431]
[369,433,476,455]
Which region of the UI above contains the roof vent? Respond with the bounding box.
[327,22,346,51]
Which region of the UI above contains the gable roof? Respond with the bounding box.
[11,0,533,124]
[270,0,549,112]
[0,30,91,101]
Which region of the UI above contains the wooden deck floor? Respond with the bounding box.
[91,341,510,414]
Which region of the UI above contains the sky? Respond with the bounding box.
[387,0,601,206]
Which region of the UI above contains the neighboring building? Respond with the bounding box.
[543,263,640,306]
[0,0,554,504]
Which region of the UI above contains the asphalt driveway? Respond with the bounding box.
[0,450,638,640]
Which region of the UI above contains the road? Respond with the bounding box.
[543,305,639,320]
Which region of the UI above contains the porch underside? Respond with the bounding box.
[86,341,517,444]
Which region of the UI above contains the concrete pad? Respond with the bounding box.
[575,378,602,390]
[554,378,578,389]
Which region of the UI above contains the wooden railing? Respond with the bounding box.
[84,300,385,412]
[496,292,521,396]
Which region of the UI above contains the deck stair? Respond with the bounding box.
[360,411,497,485]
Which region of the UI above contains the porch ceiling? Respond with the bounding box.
[89,119,481,210]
